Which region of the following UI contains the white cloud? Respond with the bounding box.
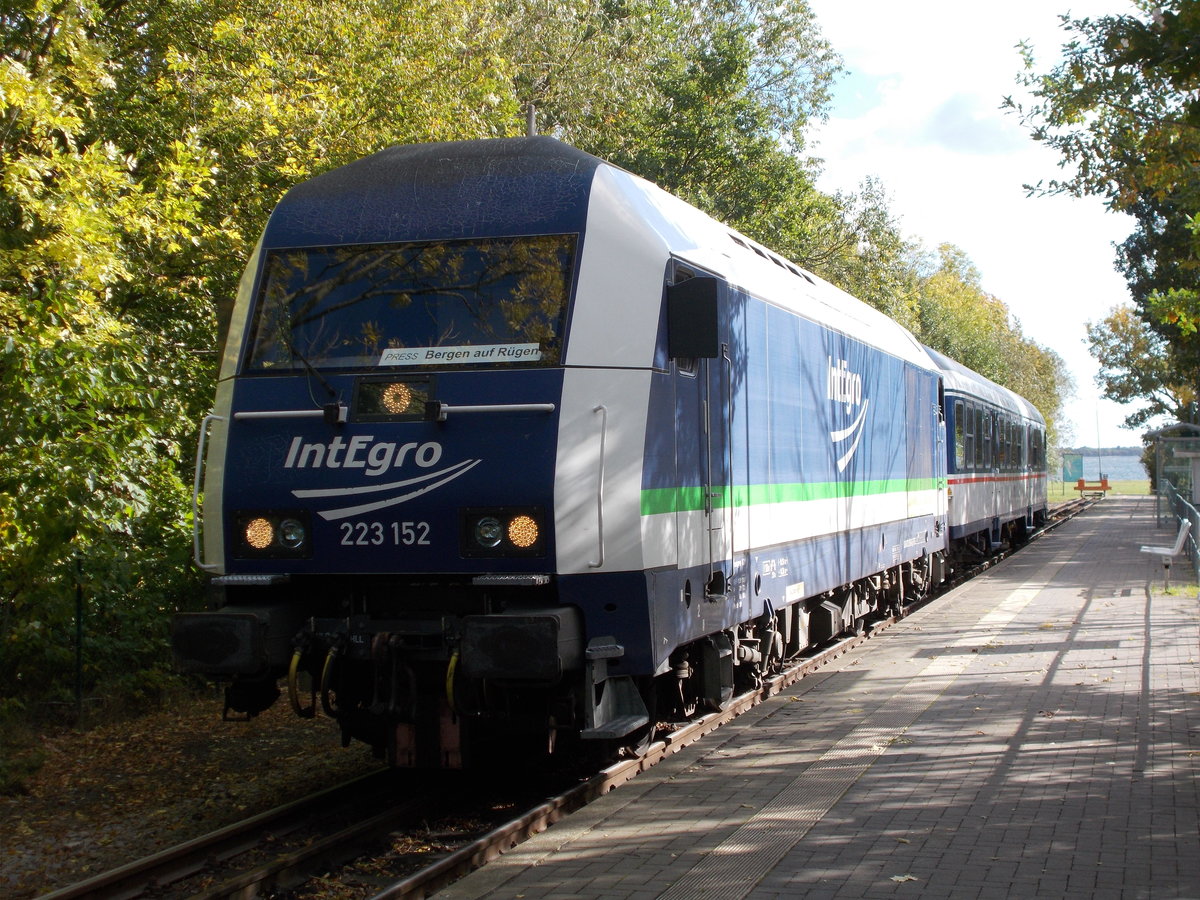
[923,93,1028,154]
[804,0,1147,448]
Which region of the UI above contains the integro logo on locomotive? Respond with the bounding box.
[826,357,863,414]
[284,435,443,476]
[826,357,870,472]
[281,435,480,520]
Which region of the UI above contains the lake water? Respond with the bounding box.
[1068,454,1148,482]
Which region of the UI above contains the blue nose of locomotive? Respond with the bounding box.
[220,368,563,575]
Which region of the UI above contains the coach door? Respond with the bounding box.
[667,271,732,598]
[986,409,1001,544]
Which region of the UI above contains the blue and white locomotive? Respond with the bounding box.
[172,137,1048,767]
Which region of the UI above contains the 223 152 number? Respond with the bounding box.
[339,521,431,547]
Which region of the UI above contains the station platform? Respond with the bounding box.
[439,496,1200,899]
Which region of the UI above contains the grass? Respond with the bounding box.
[1048,479,1150,498]
[1160,584,1199,598]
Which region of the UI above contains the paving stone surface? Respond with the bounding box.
[440,497,1200,900]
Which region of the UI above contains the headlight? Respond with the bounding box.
[278,517,307,550]
[474,517,504,548]
[462,507,545,558]
[233,511,312,558]
[380,382,413,414]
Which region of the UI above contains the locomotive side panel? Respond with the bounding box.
[641,277,948,676]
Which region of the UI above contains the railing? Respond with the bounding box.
[1162,482,1200,583]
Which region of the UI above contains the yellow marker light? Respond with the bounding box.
[507,514,539,549]
[380,381,413,414]
[244,517,275,550]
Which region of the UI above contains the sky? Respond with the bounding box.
[803,0,1144,449]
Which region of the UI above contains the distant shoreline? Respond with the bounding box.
[1064,447,1142,457]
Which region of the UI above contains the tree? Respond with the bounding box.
[582,0,841,251]
[814,178,922,334]
[1087,303,1198,426]
[915,244,1072,447]
[0,0,212,711]
[1009,0,1200,412]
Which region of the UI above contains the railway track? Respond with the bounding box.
[37,767,542,900]
[48,498,1095,900]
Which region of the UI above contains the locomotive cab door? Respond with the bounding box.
[702,346,734,597]
[667,269,733,598]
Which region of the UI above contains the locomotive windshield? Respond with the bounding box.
[244,234,575,371]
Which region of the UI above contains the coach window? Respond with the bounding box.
[997,415,1007,469]
[963,402,975,471]
[973,406,983,469]
[954,400,965,470]
[988,415,998,472]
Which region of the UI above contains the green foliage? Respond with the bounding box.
[0,0,1071,725]
[585,0,840,249]
[814,179,922,334]
[915,244,1072,446]
[1087,303,1197,426]
[1009,1,1200,422]
[0,0,210,714]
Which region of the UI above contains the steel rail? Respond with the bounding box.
[38,769,392,900]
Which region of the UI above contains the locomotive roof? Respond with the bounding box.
[263,137,602,248]
[262,137,936,371]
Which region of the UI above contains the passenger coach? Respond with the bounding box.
[926,348,1048,554]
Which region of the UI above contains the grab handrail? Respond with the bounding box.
[192,414,226,572]
[588,405,608,569]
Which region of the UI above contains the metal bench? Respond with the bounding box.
[1140,519,1191,589]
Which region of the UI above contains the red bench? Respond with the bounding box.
[1075,478,1110,497]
